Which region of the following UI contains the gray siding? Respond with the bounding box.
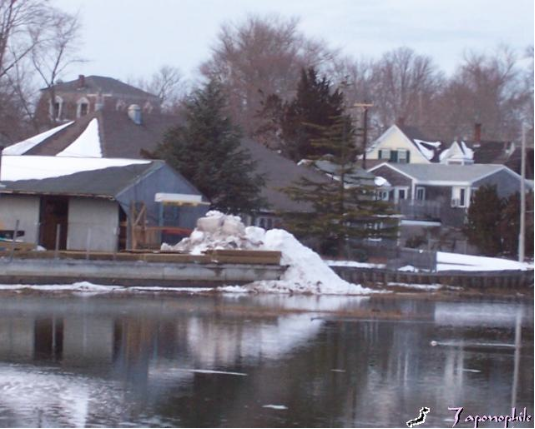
[117,164,208,230]
[67,198,119,251]
[0,195,40,244]
[474,169,521,198]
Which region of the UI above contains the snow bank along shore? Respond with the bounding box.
[161,211,371,295]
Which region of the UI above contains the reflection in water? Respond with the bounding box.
[0,295,532,427]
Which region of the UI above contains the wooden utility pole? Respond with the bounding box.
[518,123,527,262]
[354,103,373,169]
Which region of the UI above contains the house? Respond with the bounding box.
[3,109,326,228]
[35,75,161,126]
[369,162,528,226]
[366,123,442,166]
[0,155,208,251]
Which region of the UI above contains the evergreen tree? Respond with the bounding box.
[155,80,266,214]
[500,191,534,257]
[256,67,345,161]
[282,114,398,256]
[464,185,504,256]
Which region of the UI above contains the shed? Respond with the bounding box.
[0,156,208,251]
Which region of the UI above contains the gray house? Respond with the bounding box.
[0,156,207,252]
[369,162,528,227]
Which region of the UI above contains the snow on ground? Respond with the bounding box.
[387,282,442,291]
[325,260,386,269]
[162,211,372,295]
[3,122,73,155]
[56,118,102,158]
[1,155,150,181]
[437,252,532,272]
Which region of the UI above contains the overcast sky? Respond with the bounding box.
[54,0,534,83]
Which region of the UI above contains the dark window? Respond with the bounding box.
[416,187,425,200]
[53,102,61,118]
[460,188,466,207]
[398,189,406,200]
[79,103,89,117]
[390,150,398,163]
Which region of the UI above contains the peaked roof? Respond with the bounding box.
[46,75,159,100]
[370,162,517,184]
[3,111,325,212]
[0,158,163,198]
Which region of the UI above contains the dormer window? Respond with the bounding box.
[77,97,89,118]
[49,96,63,120]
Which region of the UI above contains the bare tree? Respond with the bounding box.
[435,45,527,141]
[200,14,336,135]
[369,47,444,134]
[0,0,47,80]
[30,9,83,126]
[130,65,186,113]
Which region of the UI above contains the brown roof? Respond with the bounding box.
[46,75,159,100]
[11,110,325,212]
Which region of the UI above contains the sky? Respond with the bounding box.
[54,0,534,83]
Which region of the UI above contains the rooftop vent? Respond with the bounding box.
[128,104,142,125]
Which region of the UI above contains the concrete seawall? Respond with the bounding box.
[0,258,286,287]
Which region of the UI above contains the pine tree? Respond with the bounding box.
[155,80,266,214]
[255,67,345,161]
[464,185,504,256]
[282,114,398,256]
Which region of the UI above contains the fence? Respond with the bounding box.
[352,242,438,271]
[332,266,534,289]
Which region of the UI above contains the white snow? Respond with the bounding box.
[413,139,441,161]
[1,155,149,181]
[325,260,386,269]
[400,220,441,227]
[388,282,442,291]
[56,119,102,157]
[437,252,532,272]
[398,265,418,272]
[3,122,73,155]
[163,211,372,295]
[184,369,247,376]
[263,405,288,410]
[374,176,390,187]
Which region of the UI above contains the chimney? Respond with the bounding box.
[396,117,405,127]
[128,104,142,125]
[474,123,482,144]
[78,74,86,88]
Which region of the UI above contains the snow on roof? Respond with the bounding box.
[56,118,102,157]
[374,176,390,187]
[1,155,150,181]
[413,139,441,161]
[440,140,475,162]
[3,122,73,155]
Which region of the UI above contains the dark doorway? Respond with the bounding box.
[39,196,69,250]
[118,206,127,251]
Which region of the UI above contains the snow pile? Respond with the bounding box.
[161,211,262,254]
[57,118,102,157]
[162,211,371,295]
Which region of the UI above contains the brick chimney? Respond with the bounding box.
[474,123,482,143]
[77,74,86,89]
[396,117,406,127]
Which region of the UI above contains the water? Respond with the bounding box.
[0,293,532,428]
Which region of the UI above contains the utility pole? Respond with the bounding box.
[354,103,373,169]
[518,123,527,262]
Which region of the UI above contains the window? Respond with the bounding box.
[50,96,63,120]
[397,149,410,163]
[394,187,408,202]
[398,189,406,200]
[451,187,469,208]
[377,190,389,201]
[416,187,426,201]
[379,149,391,160]
[77,97,89,118]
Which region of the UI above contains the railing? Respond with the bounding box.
[395,200,466,227]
